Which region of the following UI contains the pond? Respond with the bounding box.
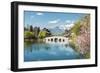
[24,42,84,62]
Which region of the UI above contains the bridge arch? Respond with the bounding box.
[44,36,69,44]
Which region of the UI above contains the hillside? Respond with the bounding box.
[69,14,90,58]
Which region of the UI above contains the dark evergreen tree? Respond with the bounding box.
[33,27,40,38]
[30,25,33,32]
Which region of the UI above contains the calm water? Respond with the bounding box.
[24,42,84,62]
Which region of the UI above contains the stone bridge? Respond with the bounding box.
[44,36,69,44]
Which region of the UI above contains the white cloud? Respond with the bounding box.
[36,12,43,15]
[65,20,74,24]
[48,19,60,24]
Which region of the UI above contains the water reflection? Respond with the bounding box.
[24,42,84,62]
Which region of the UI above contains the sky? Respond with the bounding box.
[24,11,87,29]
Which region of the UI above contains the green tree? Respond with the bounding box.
[29,25,33,32]
[38,31,46,39]
[24,31,35,39]
[71,21,81,35]
[33,27,40,38]
[42,28,52,37]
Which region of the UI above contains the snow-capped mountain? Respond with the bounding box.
[49,26,64,36]
[59,23,74,30]
[48,23,74,36]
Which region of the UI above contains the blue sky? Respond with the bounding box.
[24,11,87,29]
